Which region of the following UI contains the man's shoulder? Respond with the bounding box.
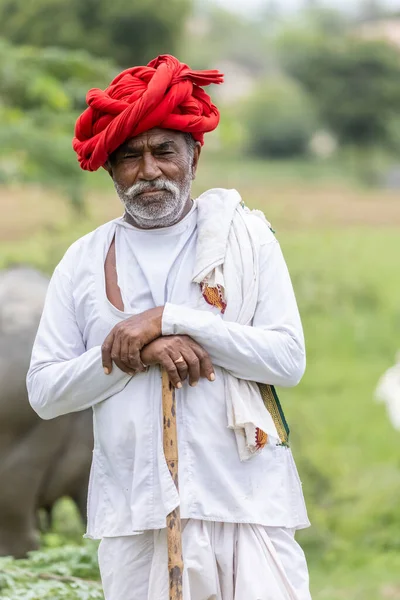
[239,205,277,247]
[56,219,118,277]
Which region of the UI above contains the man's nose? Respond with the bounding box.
[137,153,162,181]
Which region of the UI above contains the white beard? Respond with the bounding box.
[114,176,192,229]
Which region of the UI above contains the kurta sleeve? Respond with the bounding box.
[27,264,131,420]
[162,238,305,387]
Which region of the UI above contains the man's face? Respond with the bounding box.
[106,128,201,229]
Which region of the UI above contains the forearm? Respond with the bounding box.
[27,261,161,420]
[27,346,131,420]
[162,304,305,386]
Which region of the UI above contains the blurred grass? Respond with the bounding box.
[1,154,400,599]
[281,228,400,599]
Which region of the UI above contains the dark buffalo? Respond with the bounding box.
[0,267,92,557]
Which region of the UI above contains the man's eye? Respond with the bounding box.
[123,153,140,159]
[156,151,174,156]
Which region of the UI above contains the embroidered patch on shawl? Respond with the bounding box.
[201,284,227,314]
[255,427,268,450]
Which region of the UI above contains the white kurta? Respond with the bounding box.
[27,199,309,540]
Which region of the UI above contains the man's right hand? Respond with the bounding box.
[141,335,215,389]
[101,307,163,376]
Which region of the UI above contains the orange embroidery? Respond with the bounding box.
[201,284,227,314]
[255,427,268,450]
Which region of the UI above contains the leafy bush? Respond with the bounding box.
[240,77,317,159]
[0,543,102,600]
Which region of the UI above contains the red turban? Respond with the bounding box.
[73,54,224,171]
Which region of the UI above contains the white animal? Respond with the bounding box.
[375,353,400,430]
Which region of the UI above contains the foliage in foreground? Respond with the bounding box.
[0,542,102,600]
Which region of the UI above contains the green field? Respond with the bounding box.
[1,156,399,599]
[284,228,400,599]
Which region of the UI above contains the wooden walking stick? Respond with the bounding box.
[162,368,184,600]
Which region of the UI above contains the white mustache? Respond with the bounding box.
[124,179,179,200]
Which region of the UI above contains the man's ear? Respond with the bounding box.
[191,142,202,180]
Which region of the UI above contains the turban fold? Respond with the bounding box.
[73,54,224,171]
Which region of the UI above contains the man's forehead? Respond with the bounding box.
[125,128,185,148]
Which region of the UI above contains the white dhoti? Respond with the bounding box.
[98,520,311,600]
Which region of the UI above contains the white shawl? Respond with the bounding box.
[193,188,281,460]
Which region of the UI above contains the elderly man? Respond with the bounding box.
[27,55,311,600]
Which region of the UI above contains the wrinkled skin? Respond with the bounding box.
[106,127,201,230]
[0,268,93,557]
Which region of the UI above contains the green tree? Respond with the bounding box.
[278,31,400,150]
[0,39,116,212]
[240,77,317,159]
[0,0,191,67]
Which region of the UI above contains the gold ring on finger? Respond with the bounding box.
[174,356,185,365]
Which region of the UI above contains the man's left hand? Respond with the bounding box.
[141,335,215,388]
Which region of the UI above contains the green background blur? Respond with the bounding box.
[0,1,400,598]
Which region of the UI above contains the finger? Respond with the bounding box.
[102,331,115,375]
[140,345,153,367]
[128,339,146,373]
[119,335,131,371]
[161,356,182,389]
[111,336,134,375]
[171,355,189,382]
[195,348,215,382]
[181,348,200,387]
